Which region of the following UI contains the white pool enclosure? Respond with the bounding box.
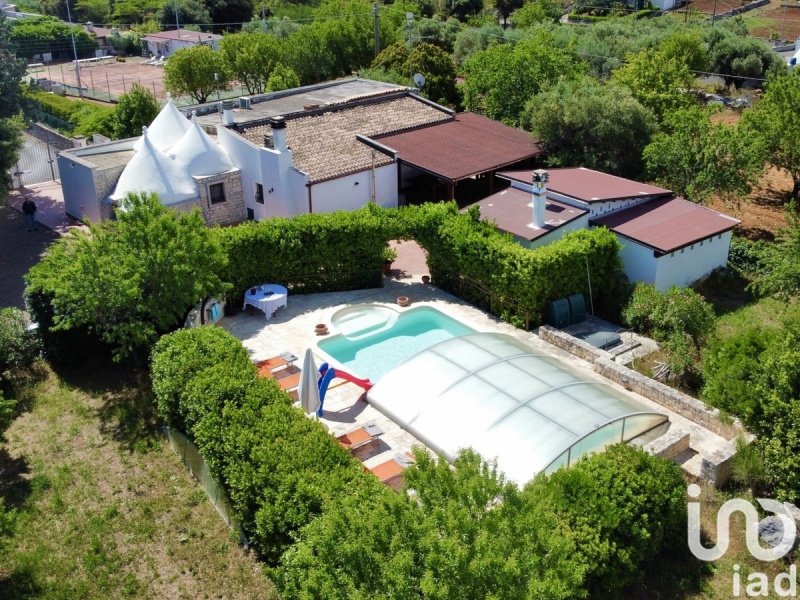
[368,332,669,485]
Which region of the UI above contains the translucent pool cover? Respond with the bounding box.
[367,332,668,485]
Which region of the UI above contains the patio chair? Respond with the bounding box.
[368,453,415,488]
[336,427,378,452]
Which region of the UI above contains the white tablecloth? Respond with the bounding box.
[243,284,288,319]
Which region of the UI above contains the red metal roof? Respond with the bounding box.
[591,197,740,253]
[470,186,587,242]
[372,112,542,183]
[499,167,673,203]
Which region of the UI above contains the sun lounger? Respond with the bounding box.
[255,353,301,392]
[337,427,378,451]
[368,453,415,488]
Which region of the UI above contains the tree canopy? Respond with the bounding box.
[523,77,656,179]
[113,83,160,139]
[164,44,230,104]
[644,106,764,204]
[25,193,227,361]
[743,70,800,198]
[218,31,283,95]
[462,31,587,125]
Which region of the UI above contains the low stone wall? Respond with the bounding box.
[594,357,744,440]
[28,122,75,151]
[712,0,768,21]
[644,429,690,461]
[538,325,613,363]
[700,441,737,487]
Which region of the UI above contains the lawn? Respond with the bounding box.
[0,363,276,599]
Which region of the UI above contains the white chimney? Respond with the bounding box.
[268,116,287,151]
[221,100,234,126]
[531,169,549,228]
[86,21,94,33]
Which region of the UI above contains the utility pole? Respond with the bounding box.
[711,0,718,26]
[173,0,180,31]
[64,0,83,99]
[373,3,380,58]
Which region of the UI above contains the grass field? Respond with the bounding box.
[0,364,276,599]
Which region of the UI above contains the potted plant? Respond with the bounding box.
[381,246,398,275]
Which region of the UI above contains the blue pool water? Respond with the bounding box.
[318,306,474,382]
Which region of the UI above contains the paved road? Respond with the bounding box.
[0,204,57,310]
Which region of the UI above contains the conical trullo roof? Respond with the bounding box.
[171,114,234,177]
[133,97,190,152]
[112,127,198,205]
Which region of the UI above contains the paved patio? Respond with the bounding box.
[220,277,730,483]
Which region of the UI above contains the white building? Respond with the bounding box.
[58,98,245,226]
[141,29,223,58]
[471,167,740,291]
[57,78,542,225]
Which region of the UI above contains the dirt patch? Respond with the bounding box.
[708,166,791,240]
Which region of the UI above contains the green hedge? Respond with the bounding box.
[213,204,394,301]
[150,327,385,564]
[406,203,623,327]
[24,88,114,133]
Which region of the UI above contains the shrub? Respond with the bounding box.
[0,390,16,440]
[701,327,773,422]
[727,236,766,277]
[150,326,254,430]
[526,444,686,596]
[623,283,715,346]
[0,307,40,375]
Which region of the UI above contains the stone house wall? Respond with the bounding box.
[194,170,247,226]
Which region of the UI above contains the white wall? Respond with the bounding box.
[57,154,102,222]
[615,236,658,286]
[527,214,590,249]
[309,164,398,213]
[654,231,733,291]
[509,181,654,218]
[216,126,262,219]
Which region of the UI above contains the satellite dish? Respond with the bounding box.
[412,73,426,89]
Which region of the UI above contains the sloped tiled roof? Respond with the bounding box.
[241,95,451,183]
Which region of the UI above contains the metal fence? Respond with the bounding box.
[9,135,60,188]
[163,426,247,544]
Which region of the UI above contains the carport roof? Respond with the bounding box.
[369,112,543,183]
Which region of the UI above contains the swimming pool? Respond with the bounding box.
[317,305,475,382]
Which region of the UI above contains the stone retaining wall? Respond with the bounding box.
[537,325,745,440]
[700,441,737,487]
[538,325,613,363]
[644,429,690,460]
[594,357,744,440]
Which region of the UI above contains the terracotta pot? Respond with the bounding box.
[397,296,410,307]
[315,323,329,336]
[421,275,430,284]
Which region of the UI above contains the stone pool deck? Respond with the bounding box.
[220,277,734,484]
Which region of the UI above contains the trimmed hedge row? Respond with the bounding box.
[405,203,623,327]
[150,327,386,565]
[214,202,623,329]
[213,204,395,301]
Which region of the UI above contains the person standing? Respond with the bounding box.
[22,197,38,232]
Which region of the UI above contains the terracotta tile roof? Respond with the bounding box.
[241,96,451,183]
[373,112,542,183]
[591,197,740,253]
[469,186,587,241]
[499,167,673,203]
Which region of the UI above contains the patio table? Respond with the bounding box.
[243,284,288,319]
